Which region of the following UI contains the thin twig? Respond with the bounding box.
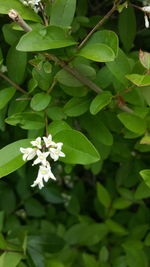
[39,3,49,26]
[0,72,28,95]
[77,1,121,50]
[47,79,57,94]
[8,9,32,32]
[119,105,133,113]
[45,53,102,93]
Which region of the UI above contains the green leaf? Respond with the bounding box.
[112,197,132,210]
[30,93,51,111]
[0,139,31,178]
[139,50,150,70]
[106,48,131,87]
[50,0,76,27]
[53,129,100,164]
[65,223,108,246]
[78,43,115,62]
[90,91,112,115]
[82,253,98,267]
[126,74,150,86]
[24,198,45,217]
[80,115,113,146]
[118,6,136,52]
[63,96,91,117]
[6,45,27,85]
[48,120,71,136]
[97,182,111,208]
[0,252,23,267]
[5,112,45,130]
[0,87,16,110]
[140,169,150,188]
[134,182,150,199]
[16,25,76,52]
[56,63,95,87]
[117,112,146,134]
[0,0,41,22]
[105,219,128,235]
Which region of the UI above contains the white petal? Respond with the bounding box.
[23,154,28,161]
[144,14,149,28]
[32,157,41,165]
[59,151,65,158]
[142,6,150,12]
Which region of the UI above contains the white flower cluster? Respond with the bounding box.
[20,0,41,13]
[142,6,150,28]
[20,135,65,189]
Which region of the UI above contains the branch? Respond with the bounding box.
[0,72,28,95]
[77,1,121,50]
[8,9,32,32]
[44,53,102,93]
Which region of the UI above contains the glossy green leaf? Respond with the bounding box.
[97,182,111,208]
[16,25,76,52]
[63,96,91,117]
[0,139,31,178]
[118,6,136,52]
[30,93,51,111]
[105,219,128,235]
[0,87,16,110]
[90,91,112,115]
[140,169,150,188]
[139,50,150,70]
[117,112,146,134]
[54,129,100,164]
[50,0,76,27]
[126,74,150,86]
[0,252,23,267]
[6,45,27,85]
[0,0,41,22]
[48,120,71,136]
[78,43,115,62]
[5,112,45,130]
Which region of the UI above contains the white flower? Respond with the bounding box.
[30,137,42,149]
[142,6,150,13]
[31,163,56,189]
[32,150,49,166]
[43,134,56,148]
[144,14,150,28]
[20,147,37,161]
[49,143,65,161]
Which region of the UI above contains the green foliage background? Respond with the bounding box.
[0,0,150,266]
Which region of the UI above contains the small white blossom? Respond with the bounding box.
[43,134,56,148]
[20,147,37,161]
[31,163,56,189]
[144,14,150,28]
[49,143,65,162]
[30,137,42,149]
[142,6,150,13]
[32,150,49,166]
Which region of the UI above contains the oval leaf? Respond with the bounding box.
[30,93,51,111]
[63,96,91,117]
[53,129,100,164]
[90,91,112,115]
[17,25,76,52]
[0,87,16,110]
[140,169,150,188]
[78,43,115,62]
[126,74,150,86]
[0,139,31,178]
[117,112,146,134]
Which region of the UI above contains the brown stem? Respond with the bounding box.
[39,3,49,26]
[45,53,102,93]
[8,9,32,32]
[119,105,133,113]
[0,249,23,254]
[0,72,28,95]
[77,1,121,50]
[47,79,57,94]
[129,3,143,11]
